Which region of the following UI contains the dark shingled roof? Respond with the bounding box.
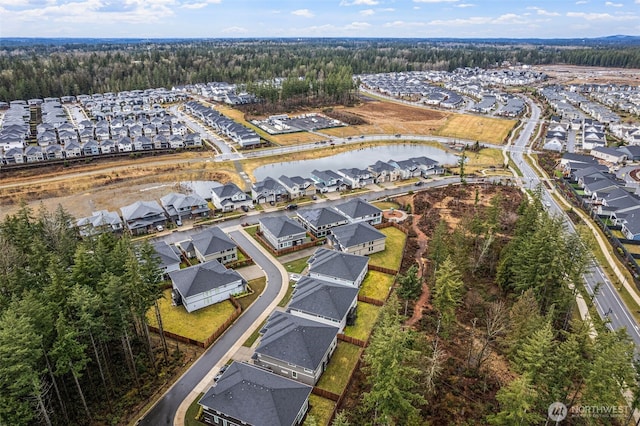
[333,198,382,220]
[199,362,312,426]
[255,311,339,371]
[330,222,385,249]
[288,277,359,323]
[169,259,243,298]
[192,227,236,257]
[297,207,348,228]
[307,248,369,283]
[259,216,307,239]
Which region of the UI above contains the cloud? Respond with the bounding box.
[383,20,426,27]
[456,3,474,7]
[378,7,395,12]
[429,13,530,26]
[291,8,314,17]
[0,0,31,6]
[220,26,247,34]
[180,0,222,9]
[413,0,459,3]
[605,1,622,6]
[360,8,375,16]
[340,0,378,5]
[575,0,588,3]
[345,21,371,30]
[527,6,560,16]
[567,11,636,19]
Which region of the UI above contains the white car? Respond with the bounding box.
[156,225,164,232]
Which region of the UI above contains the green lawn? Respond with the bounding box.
[283,256,311,274]
[624,244,640,255]
[368,227,407,271]
[360,271,395,301]
[242,318,267,347]
[373,201,400,210]
[305,395,336,426]
[184,393,204,426]
[612,230,625,239]
[343,302,381,341]
[236,277,266,311]
[316,342,361,395]
[147,289,237,343]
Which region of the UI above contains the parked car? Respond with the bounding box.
[214,364,229,382]
[175,219,182,226]
[286,204,298,210]
[414,181,423,187]
[241,205,249,212]
[156,225,164,232]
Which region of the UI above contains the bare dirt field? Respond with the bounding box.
[0,153,239,221]
[538,64,640,85]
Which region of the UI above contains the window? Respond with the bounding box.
[292,371,297,379]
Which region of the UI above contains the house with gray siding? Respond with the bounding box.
[296,207,348,238]
[307,248,369,288]
[328,222,386,256]
[333,198,383,225]
[259,216,308,251]
[190,227,237,264]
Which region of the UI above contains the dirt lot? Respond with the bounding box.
[0,153,239,221]
[538,64,640,85]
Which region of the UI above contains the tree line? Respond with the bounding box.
[343,188,639,425]
[1,39,640,102]
[0,204,173,425]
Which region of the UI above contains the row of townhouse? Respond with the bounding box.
[199,237,377,425]
[184,101,261,148]
[0,132,202,165]
[76,191,212,237]
[250,156,443,206]
[561,153,640,240]
[0,102,31,152]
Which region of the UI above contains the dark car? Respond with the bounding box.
[286,204,298,210]
[241,205,249,212]
[214,364,229,382]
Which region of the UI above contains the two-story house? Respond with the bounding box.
[259,216,308,251]
[211,183,252,212]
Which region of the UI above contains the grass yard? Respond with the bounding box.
[344,302,381,341]
[236,277,266,311]
[373,201,400,210]
[433,114,516,144]
[147,289,237,343]
[316,342,362,395]
[270,131,327,146]
[242,318,267,347]
[612,229,626,239]
[624,244,640,255]
[184,393,204,426]
[463,148,507,174]
[368,226,407,271]
[278,281,296,308]
[305,395,336,426]
[360,271,395,301]
[283,256,311,274]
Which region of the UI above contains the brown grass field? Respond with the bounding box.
[433,114,515,144]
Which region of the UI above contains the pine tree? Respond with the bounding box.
[432,256,464,335]
[487,374,544,426]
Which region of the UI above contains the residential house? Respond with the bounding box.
[389,159,421,179]
[412,156,443,176]
[590,147,627,164]
[288,276,358,332]
[64,141,82,158]
[99,139,117,154]
[81,140,101,156]
[190,227,237,264]
[45,144,63,160]
[336,168,374,189]
[278,175,316,199]
[120,200,167,235]
[76,210,123,236]
[24,145,44,163]
[253,311,339,386]
[307,247,369,288]
[160,192,210,221]
[311,169,346,193]
[170,259,246,313]
[211,183,252,212]
[152,241,181,275]
[333,197,383,225]
[328,222,386,256]
[259,216,308,251]
[118,136,133,152]
[296,207,349,238]
[251,177,288,204]
[198,361,312,426]
[368,160,400,183]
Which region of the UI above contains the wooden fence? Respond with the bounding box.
[368,264,399,276]
[357,294,384,306]
[337,333,367,348]
[148,296,242,349]
[253,230,324,256]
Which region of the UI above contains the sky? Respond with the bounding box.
[1,0,639,39]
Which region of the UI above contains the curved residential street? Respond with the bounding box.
[137,228,289,426]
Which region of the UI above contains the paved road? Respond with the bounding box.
[137,230,285,425]
[511,96,640,348]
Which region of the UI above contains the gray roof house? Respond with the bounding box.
[368,160,401,183]
[76,210,123,236]
[152,241,181,275]
[307,247,369,288]
[278,175,316,199]
[169,259,246,313]
[211,183,252,212]
[259,216,308,251]
[296,207,349,238]
[336,168,374,189]
[198,361,312,426]
[191,227,238,264]
[251,177,288,204]
[160,192,210,220]
[328,222,386,256]
[120,200,167,235]
[311,169,347,193]
[333,197,383,225]
[253,311,339,386]
[288,276,358,332]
